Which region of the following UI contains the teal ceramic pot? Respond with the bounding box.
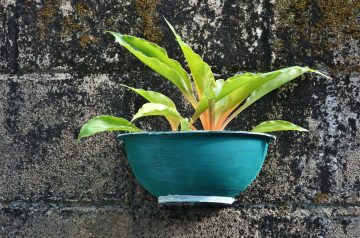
[117,131,275,204]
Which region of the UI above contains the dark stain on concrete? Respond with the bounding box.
[7,5,19,74]
[5,79,22,141]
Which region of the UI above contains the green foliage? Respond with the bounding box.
[120,84,176,108]
[165,19,215,100]
[132,103,182,131]
[251,120,308,133]
[107,31,196,105]
[78,116,142,140]
[78,20,330,140]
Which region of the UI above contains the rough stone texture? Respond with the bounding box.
[0,0,359,237]
[0,202,134,237]
[0,2,17,73]
[1,203,359,237]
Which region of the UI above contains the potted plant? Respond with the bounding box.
[78,20,329,204]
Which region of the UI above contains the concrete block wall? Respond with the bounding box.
[1,0,359,237]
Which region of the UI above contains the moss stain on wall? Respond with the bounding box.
[275,0,359,73]
[36,0,60,40]
[36,1,99,48]
[314,192,330,203]
[79,33,99,48]
[135,0,163,43]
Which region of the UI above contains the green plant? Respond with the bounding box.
[78,20,329,140]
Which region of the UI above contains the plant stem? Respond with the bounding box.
[189,124,197,130]
[208,98,215,130]
[221,107,244,130]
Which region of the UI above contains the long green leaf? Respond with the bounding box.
[251,120,308,133]
[78,115,142,140]
[132,103,183,130]
[191,71,280,123]
[165,19,215,99]
[216,70,283,117]
[239,67,327,112]
[122,86,180,130]
[107,31,195,103]
[216,73,259,100]
[120,84,176,108]
[222,67,329,128]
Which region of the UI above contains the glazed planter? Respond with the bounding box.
[117,131,275,204]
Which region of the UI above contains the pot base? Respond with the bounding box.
[158,195,235,204]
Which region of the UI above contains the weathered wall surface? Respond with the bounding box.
[0,0,359,237]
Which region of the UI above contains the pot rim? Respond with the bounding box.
[117,130,276,141]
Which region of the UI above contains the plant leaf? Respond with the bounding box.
[237,67,321,112]
[107,31,195,103]
[191,72,271,125]
[180,118,192,131]
[222,66,329,129]
[165,19,215,99]
[214,79,225,97]
[191,79,218,123]
[120,84,176,108]
[132,103,183,130]
[251,120,308,133]
[78,115,142,140]
[216,71,283,117]
[216,73,259,100]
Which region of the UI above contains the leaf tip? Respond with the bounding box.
[105,30,116,36]
[163,17,170,26]
[119,83,130,89]
[309,69,332,79]
[163,18,176,34]
[163,16,169,23]
[106,31,125,42]
[77,125,88,141]
[77,133,84,142]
